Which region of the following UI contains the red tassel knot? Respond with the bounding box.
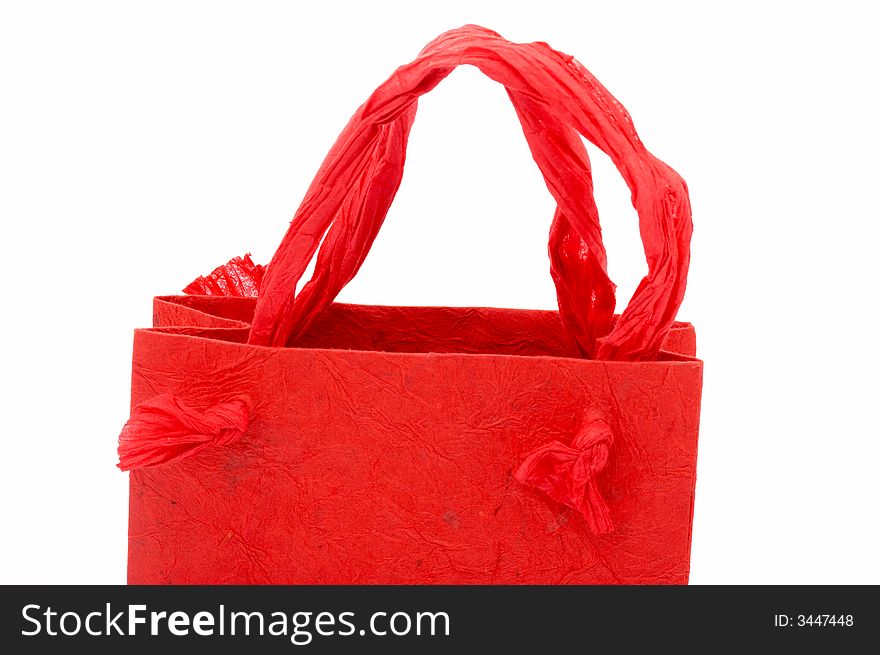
[513,419,614,534]
[117,394,250,471]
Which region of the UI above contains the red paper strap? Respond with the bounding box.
[513,420,614,534]
[249,25,691,361]
[267,41,612,356]
[117,394,250,471]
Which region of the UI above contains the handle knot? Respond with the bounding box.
[513,419,614,534]
[117,394,249,471]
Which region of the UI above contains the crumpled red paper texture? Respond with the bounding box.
[182,253,264,297]
[121,25,702,585]
[128,297,702,584]
[246,25,691,362]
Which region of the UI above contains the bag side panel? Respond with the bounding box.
[153,297,250,329]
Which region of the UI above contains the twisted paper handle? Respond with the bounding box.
[249,25,692,361]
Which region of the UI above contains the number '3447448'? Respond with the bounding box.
[773,615,854,627]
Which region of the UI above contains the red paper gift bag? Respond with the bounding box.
[119,26,702,584]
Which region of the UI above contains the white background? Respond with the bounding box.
[1,0,878,584]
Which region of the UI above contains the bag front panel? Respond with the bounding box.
[128,330,702,584]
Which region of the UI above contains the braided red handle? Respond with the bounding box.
[255,30,611,357]
[250,25,691,361]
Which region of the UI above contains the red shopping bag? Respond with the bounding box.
[119,25,701,584]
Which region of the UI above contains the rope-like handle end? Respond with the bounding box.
[118,394,250,471]
[514,420,614,534]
